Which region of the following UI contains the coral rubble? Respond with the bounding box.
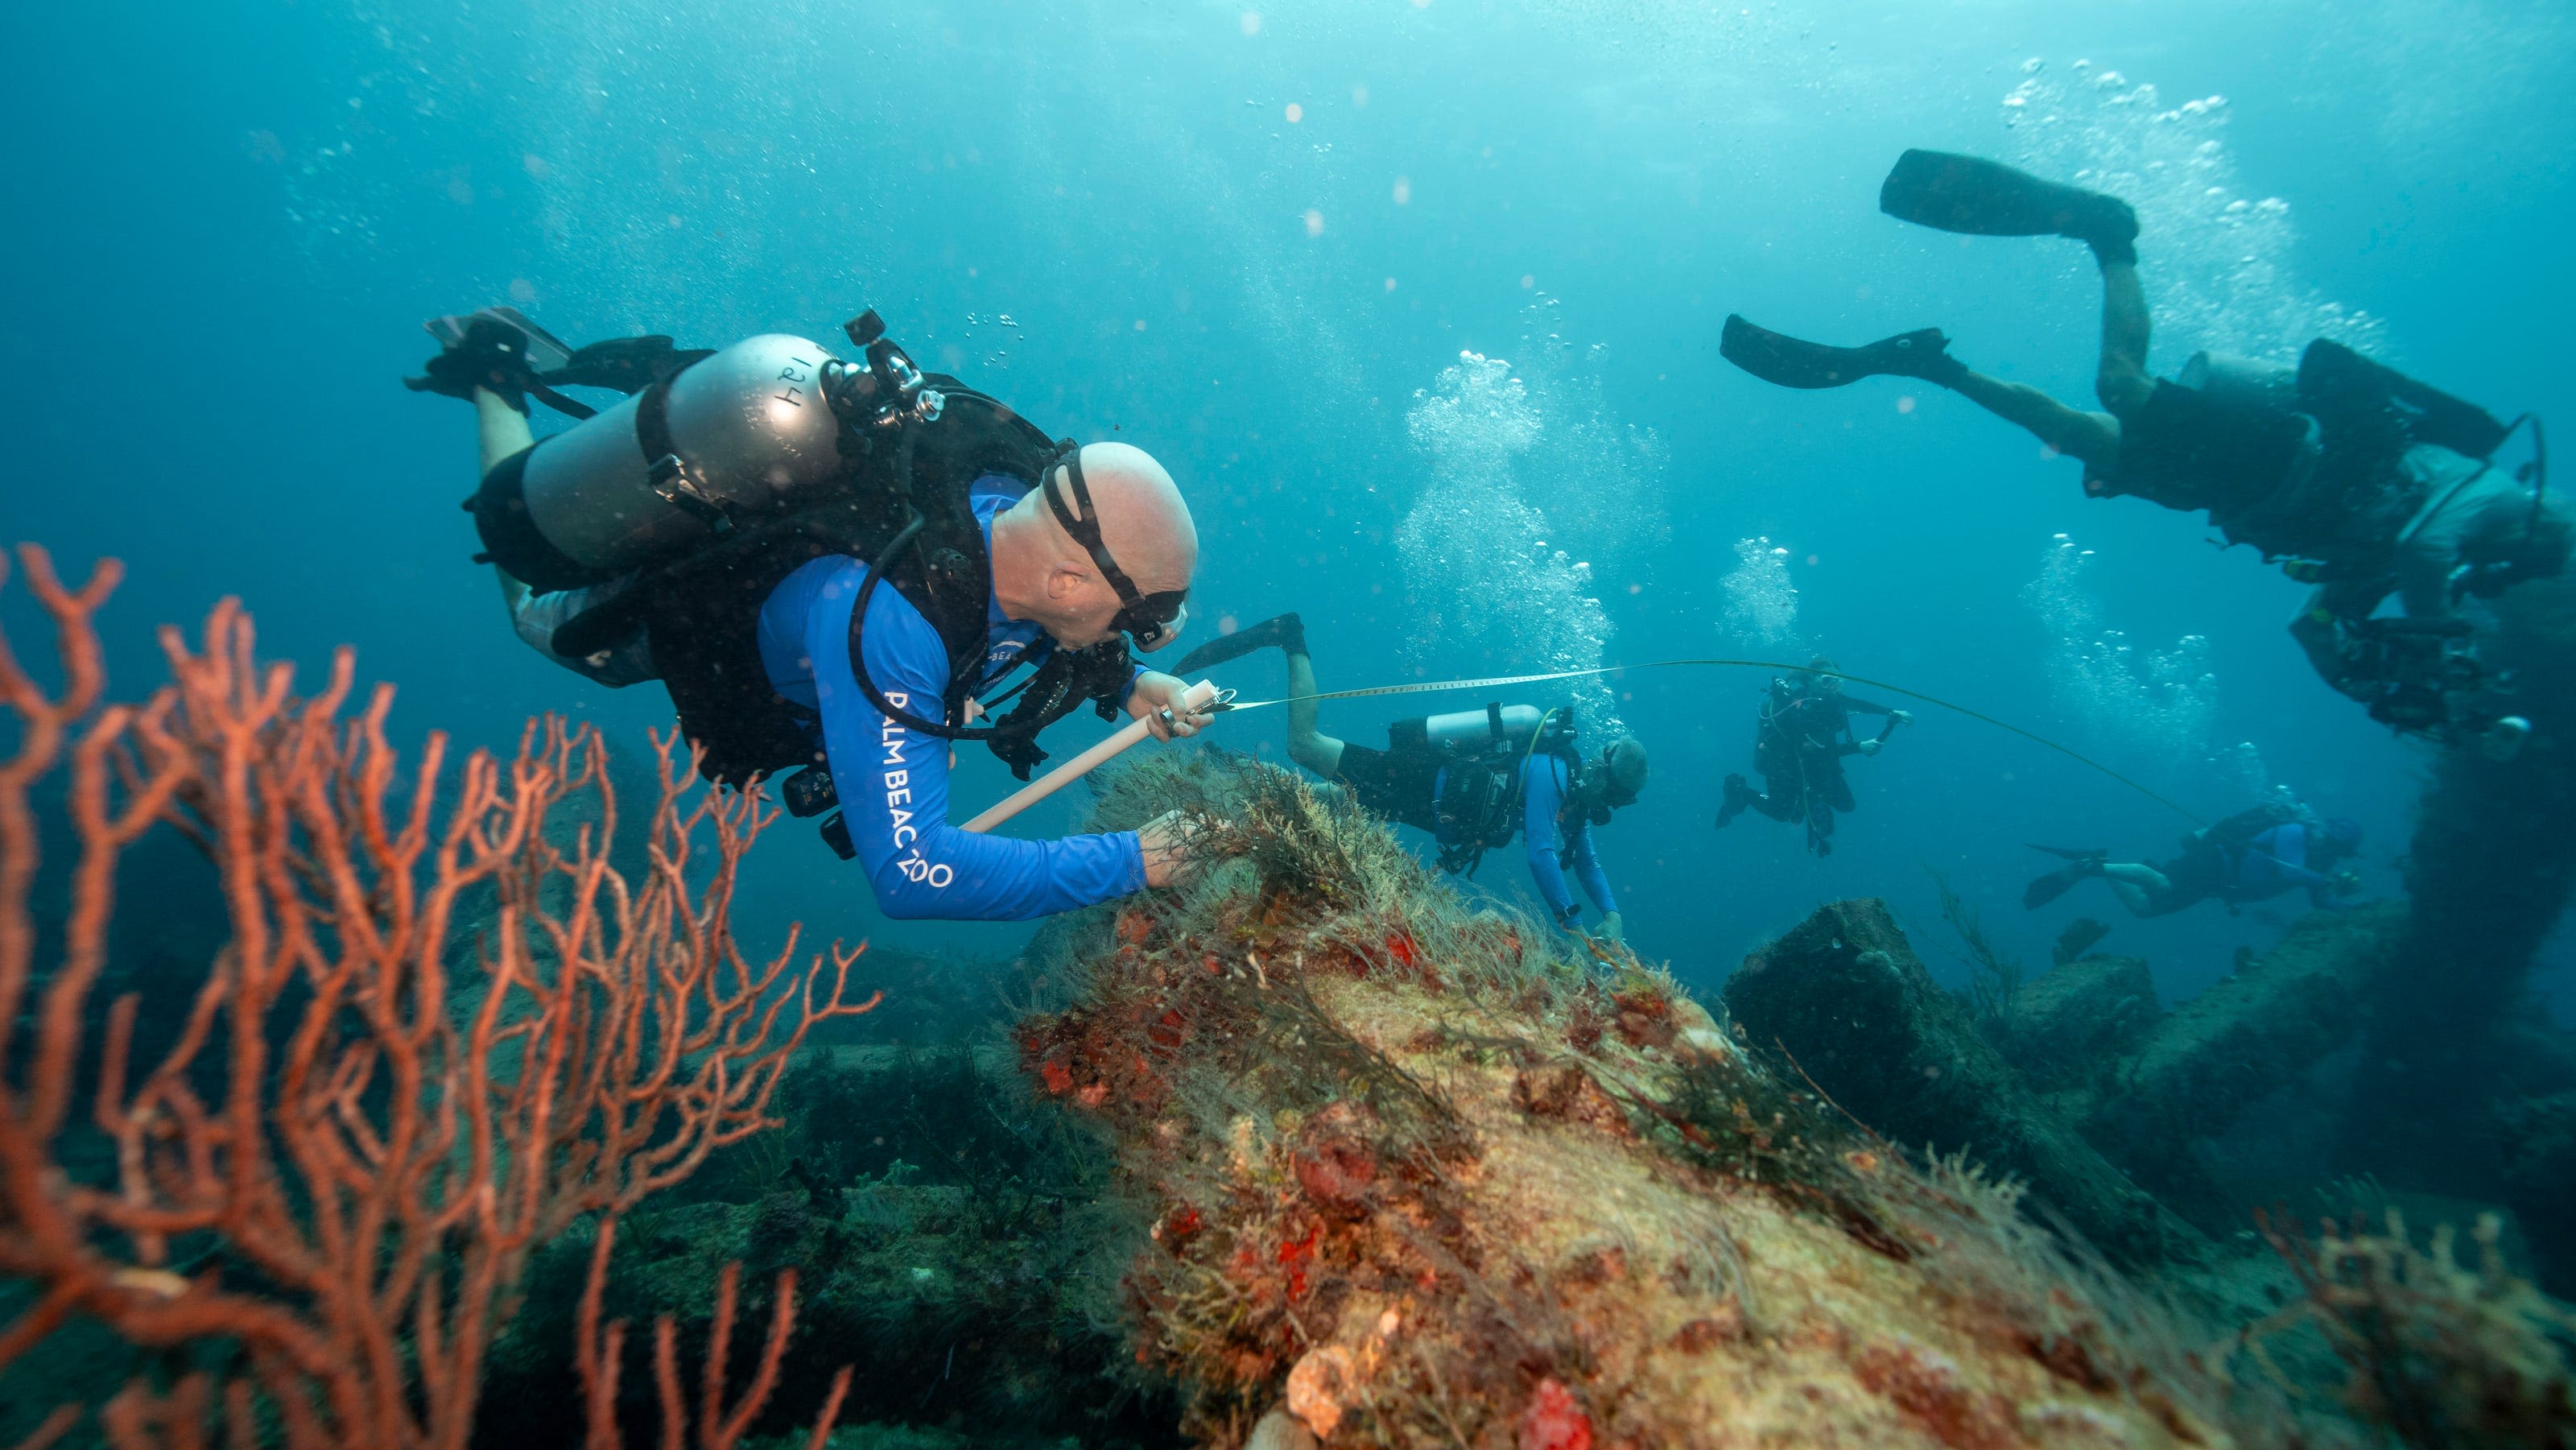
[1019,754,2250,1448]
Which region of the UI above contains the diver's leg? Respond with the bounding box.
[1284,649,1347,778]
[1806,788,1835,854]
[1744,774,1801,823]
[2094,259,2154,418]
[477,386,535,475]
[1945,370,2123,467]
[1936,252,2142,469]
[1824,771,1856,815]
[2102,861,2172,918]
[476,383,542,607]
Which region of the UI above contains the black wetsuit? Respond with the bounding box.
[2127,803,2352,917]
[2070,353,2431,579]
[1732,682,1897,854]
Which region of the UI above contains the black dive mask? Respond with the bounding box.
[1042,443,1188,651]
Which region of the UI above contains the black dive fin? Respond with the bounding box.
[2025,843,2109,861]
[1721,316,1959,390]
[1880,149,2137,257]
[1173,612,1307,675]
[2022,865,2095,910]
[408,308,573,408]
[425,306,575,374]
[539,336,719,395]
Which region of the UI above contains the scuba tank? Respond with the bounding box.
[2178,351,2301,416]
[510,335,847,576]
[1391,703,1546,759]
[470,313,952,592]
[476,334,856,589]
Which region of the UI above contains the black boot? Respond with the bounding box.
[1174,612,1307,675]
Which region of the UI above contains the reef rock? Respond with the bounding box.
[1022,758,2249,1448]
[2077,903,2397,1221]
[1998,953,2160,1093]
[1724,899,2197,1266]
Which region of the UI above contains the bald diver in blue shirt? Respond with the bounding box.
[414,308,1218,922]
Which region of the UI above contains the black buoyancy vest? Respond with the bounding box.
[556,375,1133,788]
[1430,741,1578,877]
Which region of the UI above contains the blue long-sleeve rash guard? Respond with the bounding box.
[1517,754,1617,927]
[754,478,1146,921]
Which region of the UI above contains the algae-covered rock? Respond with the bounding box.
[1026,754,2259,1448]
[1723,898,2198,1265]
[1999,953,2158,1093]
[2079,902,2398,1221]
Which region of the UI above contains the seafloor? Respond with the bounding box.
[2,565,2573,1449]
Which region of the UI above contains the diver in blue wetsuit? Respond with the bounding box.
[753,465,1206,919]
[2023,800,2365,918]
[413,307,1216,921]
[1174,615,1649,941]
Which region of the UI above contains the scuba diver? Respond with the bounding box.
[2022,797,2365,918]
[1719,149,2559,755]
[1173,614,1648,942]
[408,306,1216,922]
[1711,659,1911,857]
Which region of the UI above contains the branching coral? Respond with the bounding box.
[2248,1206,2576,1448]
[0,545,877,1447]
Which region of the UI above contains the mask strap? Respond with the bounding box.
[1042,444,1147,609]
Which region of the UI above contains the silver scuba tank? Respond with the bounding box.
[2178,351,2301,415]
[516,334,848,573]
[1421,704,1544,754]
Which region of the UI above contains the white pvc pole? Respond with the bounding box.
[960,679,1221,834]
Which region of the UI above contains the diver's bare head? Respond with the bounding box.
[993,442,1199,652]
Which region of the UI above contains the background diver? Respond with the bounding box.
[410,306,1218,923]
[1711,658,1911,857]
[2023,795,2364,919]
[1174,613,1648,944]
[1719,148,2561,754]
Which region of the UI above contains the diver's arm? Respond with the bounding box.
[1566,824,1619,919]
[1520,758,1583,928]
[814,582,1146,921]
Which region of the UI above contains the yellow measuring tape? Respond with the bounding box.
[1214,657,2207,825]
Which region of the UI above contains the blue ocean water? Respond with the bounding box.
[4,0,2571,1022]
